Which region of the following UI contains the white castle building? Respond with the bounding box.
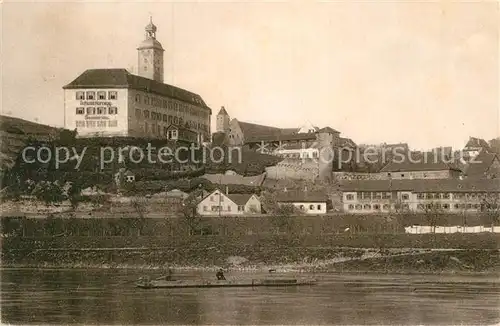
[63,19,211,143]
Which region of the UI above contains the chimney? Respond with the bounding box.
[304,186,308,192]
[283,187,287,192]
[225,186,229,195]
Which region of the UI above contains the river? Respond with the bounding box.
[1,268,499,325]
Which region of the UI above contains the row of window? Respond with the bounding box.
[348,204,410,211]
[76,120,118,128]
[297,204,323,211]
[202,205,246,212]
[134,94,209,119]
[348,192,500,201]
[416,203,485,210]
[76,107,118,115]
[347,202,498,211]
[280,152,319,159]
[348,192,394,201]
[135,109,208,132]
[76,91,117,101]
[416,192,498,200]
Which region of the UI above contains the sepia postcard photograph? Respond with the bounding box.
[1,0,499,325]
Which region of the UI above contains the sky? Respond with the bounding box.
[2,1,499,150]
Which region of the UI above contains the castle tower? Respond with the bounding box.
[316,127,340,182]
[137,17,164,83]
[216,106,230,133]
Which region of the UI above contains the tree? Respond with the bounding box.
[131,197,148,236]
[480,193,500,229]
[32,181,65,206]
[181,193,202,236]
[423,202,443,233]
[67,181,83,210]
[260,190,279,214]
[270,203,298,234]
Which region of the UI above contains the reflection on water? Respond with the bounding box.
[1,268,499,325]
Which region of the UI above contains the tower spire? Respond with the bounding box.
[137,18,164,83]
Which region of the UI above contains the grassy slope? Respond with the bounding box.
[0,115,62,170]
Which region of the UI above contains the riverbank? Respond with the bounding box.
[3,241,499,274]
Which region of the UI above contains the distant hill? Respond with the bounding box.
[0,115,63,170]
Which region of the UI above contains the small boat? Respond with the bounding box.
[136,277,317,289]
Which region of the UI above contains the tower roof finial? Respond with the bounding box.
[145,16,157,34]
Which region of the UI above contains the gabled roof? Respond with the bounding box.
[464,152,500,178]
[235,120,282,138]
[340,179,500,193]
[464,137,491,151]
[338,137,357,148]
[317,127,340,134]
[218,106,228,116]
[227,193,254,205]
[63,69,211,112]
[281,128,301,135]
[199,189,256,206]
[276,190,328,203]
[379,153,461,172]
[165,123,197,135]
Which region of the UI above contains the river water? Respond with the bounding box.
[1,268,499,325]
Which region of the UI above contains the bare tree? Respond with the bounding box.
[422,201,443,233]
[480,193,500,229]
[459,199,471,228]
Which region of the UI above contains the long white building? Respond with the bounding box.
[63,19,211,143]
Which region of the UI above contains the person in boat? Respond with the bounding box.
[216,268,226,280]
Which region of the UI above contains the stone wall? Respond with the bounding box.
[332,172,383,181]
[265,159,319,181]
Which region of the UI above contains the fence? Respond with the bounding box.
[2,214,499,239]
[405,225,500,234]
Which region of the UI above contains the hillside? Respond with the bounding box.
[0,115,63,170]
[0,116,282,195]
